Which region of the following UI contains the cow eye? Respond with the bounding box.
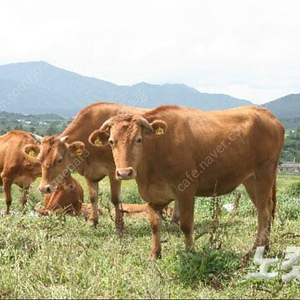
[56,157,63,165]
[109,139,114,146]
[136,137,142,143]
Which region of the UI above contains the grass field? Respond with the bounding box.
[0,173,300,299]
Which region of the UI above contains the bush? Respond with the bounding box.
[286,181,300,197]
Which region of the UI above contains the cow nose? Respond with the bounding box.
[39,185,53,194]
[116,167,135,180]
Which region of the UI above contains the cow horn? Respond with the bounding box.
[139,117,154,132]
[30,133,43,143]
[60,136,69,143]
[100,119,112,132]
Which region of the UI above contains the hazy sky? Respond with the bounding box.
[1,0,300,104]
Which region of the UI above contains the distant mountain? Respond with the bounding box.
[115,82,253,110]
[0,61,118,116]
[262,94,300,119]
[0,61,253,117]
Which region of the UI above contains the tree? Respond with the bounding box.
[46,122,58,135]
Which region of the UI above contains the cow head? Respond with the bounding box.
[89,114,167,180]
[30,135,85,194]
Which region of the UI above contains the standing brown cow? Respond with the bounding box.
[89,105,285,259]
[23,102,151,229]
[0,130,41,213]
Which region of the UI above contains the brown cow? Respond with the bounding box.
[23,102,152,230]
[38,172,84,216]
[110,203,174,218]
[0,130,41,213]
[89,105,285,259]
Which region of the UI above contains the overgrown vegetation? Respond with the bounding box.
[280,117,300,131]
[0,174,299,299]
[0,111,71,135]
[281,126,300,162]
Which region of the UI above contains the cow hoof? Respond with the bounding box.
[171,217,180,225]
[148,251,162,260]
[116,220,125,232]
[242,249,255,267]
[87,218,98,228]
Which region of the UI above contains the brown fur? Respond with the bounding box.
[0,130,41,213]
[90,105,285,259]
[38,174,84,216]
[110,203,174,218]
[26,102,149,229]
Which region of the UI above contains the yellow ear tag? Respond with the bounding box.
[28,150,36,157]
[155,126,164,135]
[76,148,83,155]
[95,136,102,146]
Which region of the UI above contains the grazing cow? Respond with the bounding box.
[23,102,150,230]
[0,130,41,213]
[38,172,84,216]
[89,105,285,259]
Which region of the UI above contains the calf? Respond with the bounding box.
[110,203,174,218]
[38,173,84,216]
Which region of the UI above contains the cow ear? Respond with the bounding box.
[67,141,85,156]
[23,144,40,157]
[89,130,109,147]
[146,120,167,136]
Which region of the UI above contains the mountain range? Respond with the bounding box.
[0,61,299,120]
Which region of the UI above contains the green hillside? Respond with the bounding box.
[262,94,300,119]
[0,111,70,136]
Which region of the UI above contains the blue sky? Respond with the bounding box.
[1,0,300,104]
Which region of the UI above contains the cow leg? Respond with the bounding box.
[177,197,195,252]
[243,175,276,250]
[3,177,13,214]
[171,200,180,224]
[109,175,124,232]
[73,198,83,216]
[147,203,163,260]
[85,179,99,227]
[43,193,52,207]
[20,187,29,214]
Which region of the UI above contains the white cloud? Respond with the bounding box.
[1,0,300,104]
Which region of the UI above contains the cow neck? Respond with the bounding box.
[135,140,158,184]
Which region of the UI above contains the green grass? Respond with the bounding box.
[0,173,300,298]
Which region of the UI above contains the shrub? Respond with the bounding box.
[286,181,300,197]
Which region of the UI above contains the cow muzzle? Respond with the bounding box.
[39,184,55,194]
[116,167,136,180]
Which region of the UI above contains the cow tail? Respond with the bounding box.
[271,179,277,224]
